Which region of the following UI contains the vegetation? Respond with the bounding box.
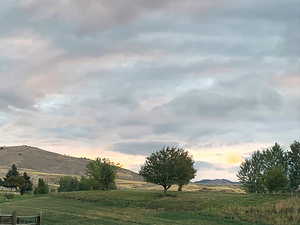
[58,176,80,192]
[0,189,299,225]
[58,176,94,192]
[288,141,300,191]
[0,164,33,195]
[140,146,196,192]
[237,142,300,193]
[86,158,117,190]
[34,178,49,194]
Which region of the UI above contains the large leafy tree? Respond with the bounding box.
[86,158,117,190]
[237,143,288,193]
[139,146,196,192]
[288,141,300,191]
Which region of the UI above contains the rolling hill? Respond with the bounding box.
[0,145,143,182]
[194,179,240,186]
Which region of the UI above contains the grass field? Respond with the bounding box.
[0,189,298,225]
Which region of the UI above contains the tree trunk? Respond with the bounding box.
[178,184,183,192]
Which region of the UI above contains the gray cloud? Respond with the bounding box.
[112,141,180,155]
[0,0,299,179]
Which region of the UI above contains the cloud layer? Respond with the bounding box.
[0,0,299,180]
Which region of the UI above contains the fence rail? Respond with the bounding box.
[0,212,41,225]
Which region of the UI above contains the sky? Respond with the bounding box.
[0,0,299,181]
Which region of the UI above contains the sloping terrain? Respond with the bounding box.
[0,145,143,182]
[194,179,240,186]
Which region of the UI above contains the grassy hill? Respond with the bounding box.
[0,190,297,225]
[0,145,143,186]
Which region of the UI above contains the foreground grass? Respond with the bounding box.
[0,190,297,225]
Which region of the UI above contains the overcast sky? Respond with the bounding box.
[1,0,299,180]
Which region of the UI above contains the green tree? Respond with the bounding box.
[174,149,196,191]
[86,158,117,190]
[237,151,265,193]
[288,141,300,191]
[78,176,93,191]
[263,167,288,193]
[58,176,79,192]
[34,178,49,194]
[140,146,196,193]
[237,143,288,193]
[3,164,21,190]
[20,172,33,195]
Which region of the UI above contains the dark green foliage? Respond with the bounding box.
[34,178,49,194]
[238,143,288,193]
[174,149,196,191]
[6,164,19,177]
[86,158,117,190]
[139,146,196,192]
[263,167,288,193]
[1,165,32,195]
[20,172,33,195]
[288,141,300,191]
[58,176,79,192]
[3,164,21,190]
[78,176,93,191]
[237,151,265,193]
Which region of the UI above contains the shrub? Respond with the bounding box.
[34,178,49,194]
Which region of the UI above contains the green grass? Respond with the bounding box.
[0,190,297,225]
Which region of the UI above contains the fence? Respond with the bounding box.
[0,212,41,225]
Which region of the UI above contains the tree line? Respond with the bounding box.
[58,158,117,192]
[59,146,197,193]
[237,141,300,193]
[0,164,49,195]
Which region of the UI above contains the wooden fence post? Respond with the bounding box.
[12,211,17,225]
[37,212,41,225]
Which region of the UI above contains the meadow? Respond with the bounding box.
[0,188,298,225]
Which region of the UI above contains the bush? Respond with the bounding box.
[34,178,49,194]
[58,176,79,192]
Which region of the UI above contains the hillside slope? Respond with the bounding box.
[194,179,240,185]
[0,145,143,181]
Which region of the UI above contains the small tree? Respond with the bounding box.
[140,146,196,193]
[20,172,33,195]
[86,158,117,190]
[263,167,288,193]
[78,176,93,191]
[34,178,49,194]
[3,164,21,191]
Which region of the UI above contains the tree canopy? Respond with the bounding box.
[86,158,117,190]
[139,146,196,192]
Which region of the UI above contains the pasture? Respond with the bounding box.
[0,189,298,225]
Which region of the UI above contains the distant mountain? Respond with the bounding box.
[194,179,240,186]
[0,145,143,181]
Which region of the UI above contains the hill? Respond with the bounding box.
[0,145,143,182]
[194,179,240,186]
